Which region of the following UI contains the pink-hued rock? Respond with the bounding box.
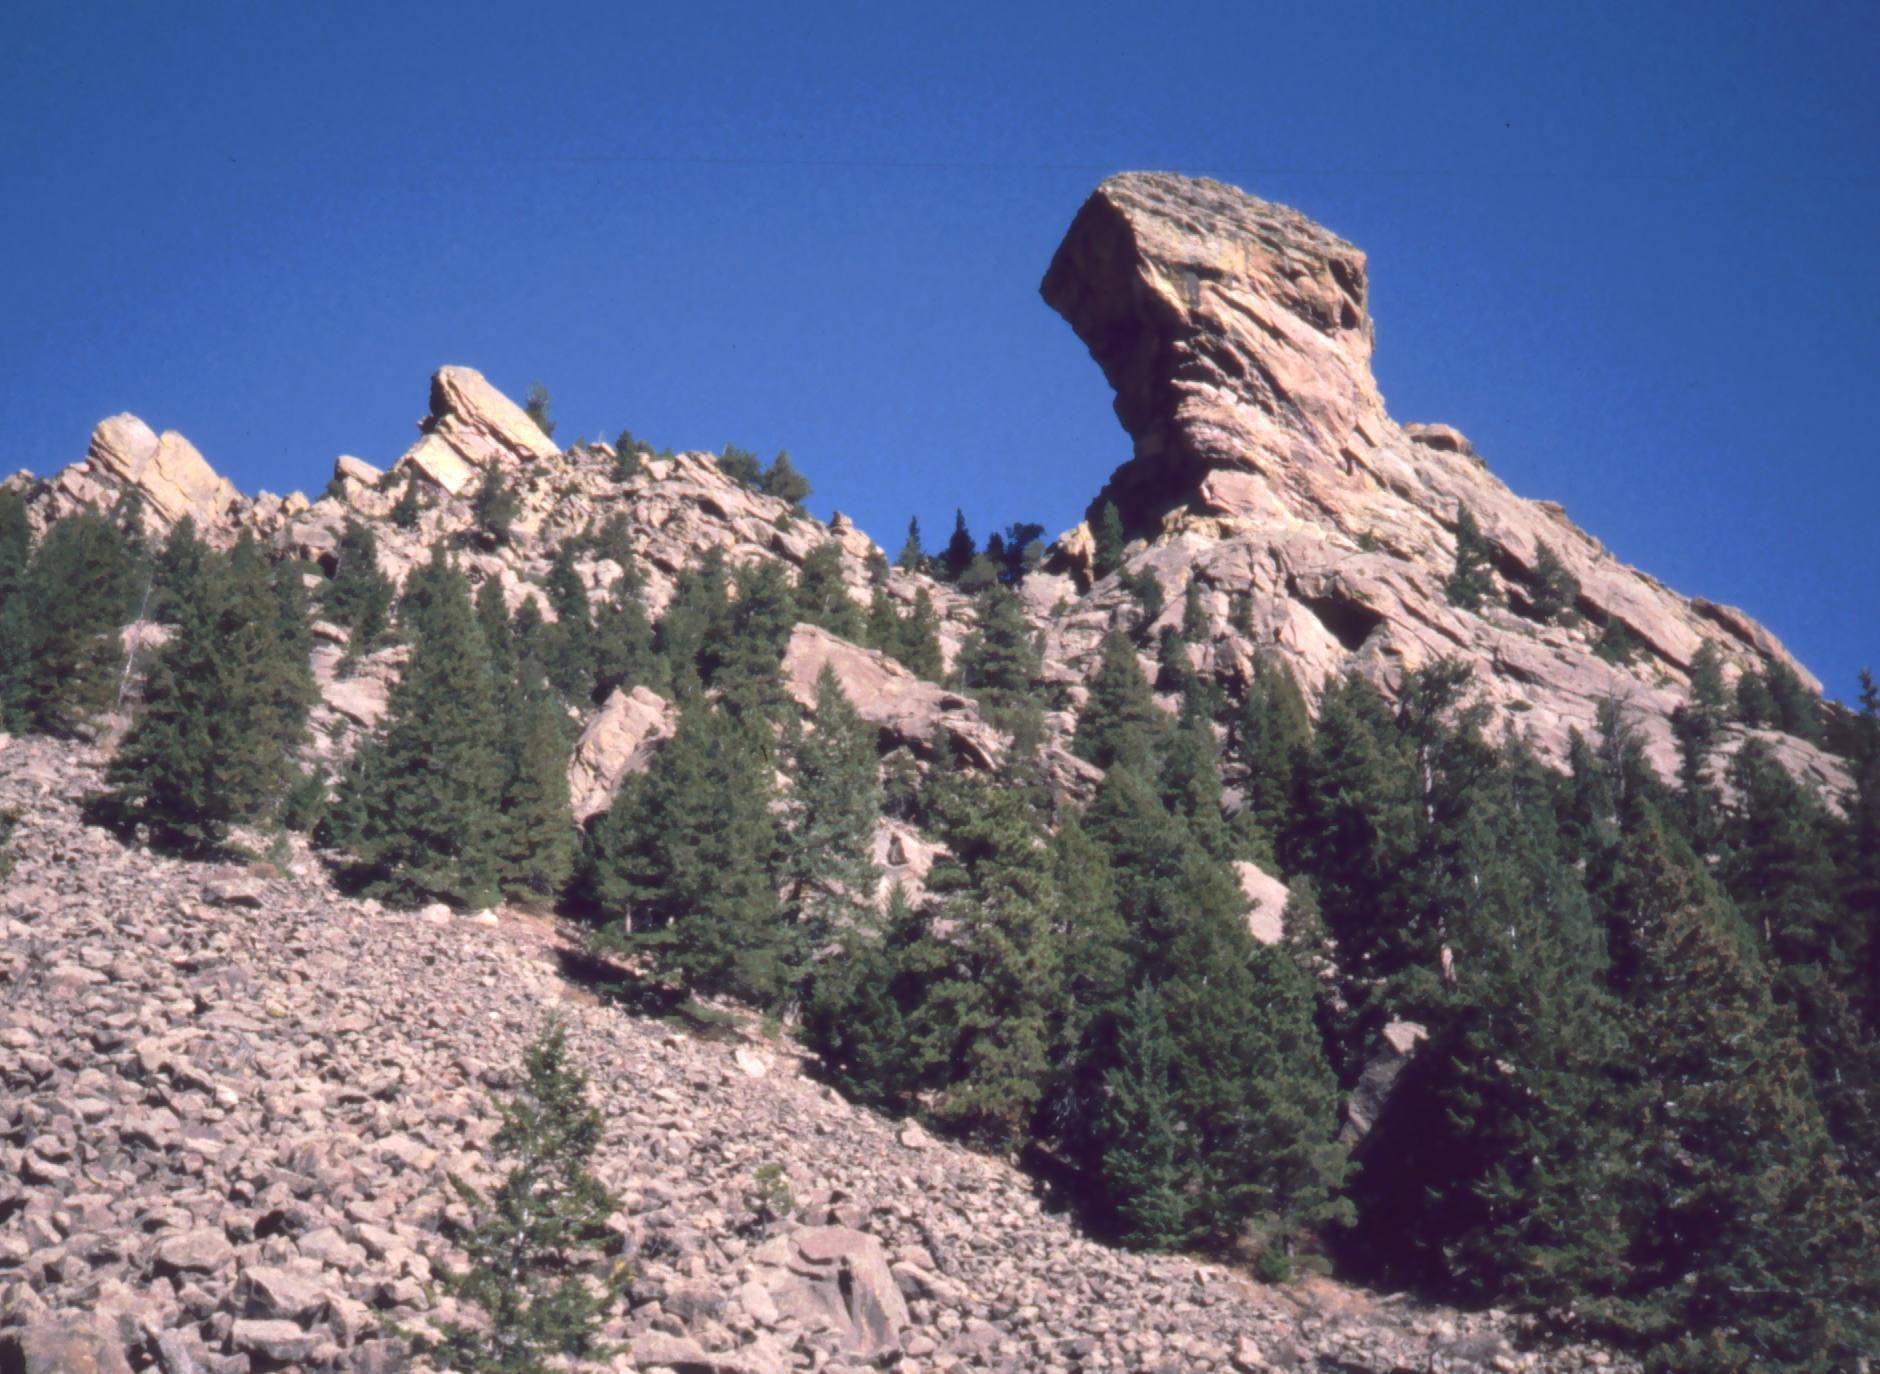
[567,685,676,821]
[783,624,1005,770]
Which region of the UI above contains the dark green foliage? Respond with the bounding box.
[471,469,519,545]
[543,544,596,702]
[389,472,422,530]
[1118,566,1164,627]
[998,522,1045,583]
[780,666,881,967]
[0,488,30,603]
[1762,660,1824,741]
[1593,618,1641,666]
[322,520,393,654]
[590,587,655,704]
[1180,577,1208,642]
[0,807,17,881]
[1230,656,1311,865]
[1524,540,1579,624]
[953,584,1040,725]
[1092,500,1126,578]
[956,550,1001,593]
[801,885,924,1111]
[431,1021,620,1374]
[330,548,505,908]
[494,675,577,905]
[588,699,787,1005]
[611,432,648,483]
[758,450,811,507]
[652,548,732,695]
[1097,983,1187,1248]
[1444,505,1496,611]
[795,542,864,641]
[1158,707,1235,864]
[1671,641,1730,852]
[1,512,138,735]
[1073,630,1166,773]
[896,517,924,572]
[719,443,762,488]
[523,384,556,439]
[941,509,975,582]
[99,536,314,852]
[716,560,796,725]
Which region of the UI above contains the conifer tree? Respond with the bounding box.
[330,547,505,908]
[896,589,945,682]
[432,1021,620,1374]
[896,517,925,572]
[2,512,137,735]
[1098,983,1187,1249]
[941,509,975,582]
[953,584,1041,729]
[905,772,1066,1147]
[588,699,786,1004]
[1670,641,1730,853]
[719,443,762,488]
[219,534,316,817]
[758,450,811,506]
[1092,500,1126,578]
[543,544,596,702]
[1444,505,1496,611]
[781,666,882,969]
[471,468,519,545]
[0,488,29,605]
[322,519,393,655]
[716,559,796,726]
[1230,655,1311,865]
[864,588,901,659]
[590,588,655,704]
[1180,577,1208,642]
[1524,540,1580,624]
[389,472,422,530]
[0,491,30,719]
[801,884,924,1111]
[653,548,732,694]
[524,384,556,439]
[1159,701,1235,863]
[1073,630,1167,772]
[495,672,578,905]
[795,542,865,641]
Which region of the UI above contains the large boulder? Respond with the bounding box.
[0,1317,135,1374]
[783,624,1005,770]
[567,685,676,821]
[767,1226,908,1361]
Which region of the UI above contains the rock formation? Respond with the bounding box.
[1039,172,1841,785]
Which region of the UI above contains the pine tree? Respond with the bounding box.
[795,542,865,641]
[1158,702,1235,863]
[953,584,1040,727]
[322,519,393,655]
[801,885,924,1111]
[864,589,901,660]
[0,488,29,605]
[543,544,596,702]
[432,1021,621,1374]
[716,560,796,727]
[896,517,925,572]
[590,588,655,704]
[759,450,811,506]
[653,548,732,694]
[1229,655,1311,865]
[1098,983,1188,1249]
[906,772,1066,1147]
[330,548,505,908]
[472,468,519,546]
[219,534,315,817]
[1180,577,1208,642]
[3,512,137,736]
[588,699,787,1004]
[718,443,762,488]
[389,472,422,530]
[1444,505,1496,611]
[941,509,976,582]
[896,589,945,681]
[1092,500,1126,578]
[781,666,882,969]
[1524,541,1580,624]
[1073,630,1167,772]
[495,672,578,905]
[523,384,556,439]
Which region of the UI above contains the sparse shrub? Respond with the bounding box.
[1444,505,1496,611]
[1594,618,1641,666]
[719,444,762,488]
[0,807,17,880]
[746,1162,795,1232]
[524,384,556,439]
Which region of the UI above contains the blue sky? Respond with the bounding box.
[3,2,1876,697]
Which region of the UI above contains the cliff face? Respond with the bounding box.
[1038,172,1838,787]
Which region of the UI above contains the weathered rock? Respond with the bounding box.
[1235,861,1289,946]
[783,624,1003,770]
[1341,1020,1429,1145]
[567,685,676,821]
[428,365,559,464]
[0,1316,134,1374]
[152,1228,233,1275]
[781,1226,909,1360]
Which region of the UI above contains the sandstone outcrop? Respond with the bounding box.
[0,735,1634,1374]
[567,685,678,822]
[14,414,245,540]
[1040,172,1840,784]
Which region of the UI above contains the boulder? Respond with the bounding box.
[429,365,559,463]
[1341,1020,1428,1145]
[770,1225,909,1361]
[567,685,676,821]
[1234,862,1289,946]
[74,415,242,534]
[782,624,1004,770]
[0,1317,134,1374]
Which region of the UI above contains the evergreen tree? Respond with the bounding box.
[1524,540,1580,624]
[1229,655,1312,865]
[1092,500,1126,578]
[718,443,762,488]
[758,450,811,507]
[1086,766,1346,1250]
[1119,567,1164,627]
[588,699,787,1004]
[330,547,506,908]
[471,468,519,545]
[432,1021,621,1374]
[716,559,796,726]
[1763,660,1824,742]
[543,544,596,702]
[495,672,578,905]
[896,589,946,682]
[523,384,556,439]
[999,522,1045,583]
[864,588,901,660]
[653,548,732,694]
[0,488,29,605]
[2,512,137,735]
[896,517,925,572]
[941,509,976,582]
[905,772,1066,1147]
[590,587,655,704]
[220,534,315,816]
[953,584,1040,726]
[1158,702,1235,863]
[322,519,393,654]
[780,666,882,969]
[1180,577,1208,642]
[1600,814,1877,1370]
[389,472,422,530]
[795,541,865,641]
[1444,505,1496,611]
[1097,983,1187,1249]
[801,885,924,1111]
[1073,630,1167,772]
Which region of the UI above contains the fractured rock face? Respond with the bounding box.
[567,685,677,821]
[15,413,246,541]
[1040,172,1838,780]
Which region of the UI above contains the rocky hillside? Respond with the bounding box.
[0,733,1633,1374]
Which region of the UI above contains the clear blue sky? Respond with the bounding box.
[4,2,1875,697]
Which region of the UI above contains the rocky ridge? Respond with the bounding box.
[0,733,1635,1374]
